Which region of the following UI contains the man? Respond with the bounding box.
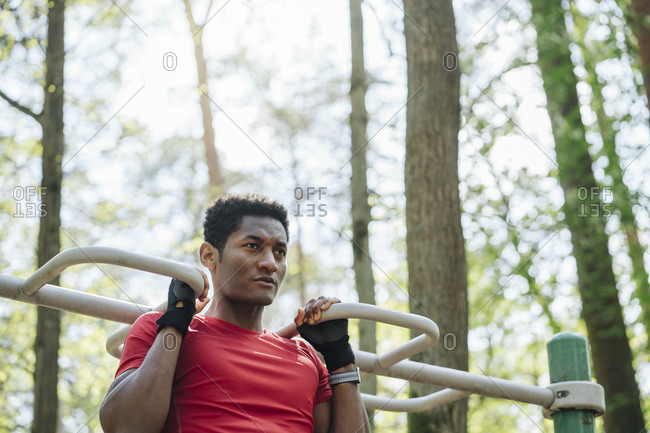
[99,193,369,433]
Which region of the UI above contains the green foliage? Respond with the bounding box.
[0,304,37,432]
[58,314,120,432]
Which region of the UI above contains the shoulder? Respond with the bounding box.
[136,310,164,322]
[124,311,164,343]
[131,311,163,330]
[267,332,325,363]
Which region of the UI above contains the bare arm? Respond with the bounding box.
[99,327,182,433]
[100,273,210,433]
[313,363,370,433]
[297,297,370,433]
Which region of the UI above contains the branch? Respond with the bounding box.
[203,0,215,25]
[0,88,41,122]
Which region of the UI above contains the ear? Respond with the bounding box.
[200,242,218,271]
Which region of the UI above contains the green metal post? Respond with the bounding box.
[547,332,597,433]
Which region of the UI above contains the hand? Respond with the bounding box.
[295,297,355,373]
[156,272,208,338]
[169,278,195,308]
[294,296,340,327]
[195,269,210,313]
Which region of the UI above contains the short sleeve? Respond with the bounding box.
[299,340,332,405]
[114,312,162,378]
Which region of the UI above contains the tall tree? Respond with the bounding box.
[528,1,647,431]
[571,3,650,350]
[0,0,65,431]
[0,1,65,431]
[403,1,468,432]
[34,1,65,431]
[626,0,650,113]
[182,0,224,195]
[348,0,377,427]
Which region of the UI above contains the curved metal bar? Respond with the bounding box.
[0,274,150,324]
[0,247,572,415]
[20,247,205,297]
[106,325,131,359]
[286,303,440,367]
[362,389,471,412]
[107,302,439,365]
[106,301,166,358]
[355,351,555,408]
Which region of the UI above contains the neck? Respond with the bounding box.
[203,299,265,333]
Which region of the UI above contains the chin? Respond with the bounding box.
[258,295,276,306]
[240,294,276,306]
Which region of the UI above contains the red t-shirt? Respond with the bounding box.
[116,312,332,432]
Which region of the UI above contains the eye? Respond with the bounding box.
[245,243,259,250]
[275,249,286,257]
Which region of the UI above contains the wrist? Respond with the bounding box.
[328,366,361,387]
[330,363,355,374]
[155,302,195,338]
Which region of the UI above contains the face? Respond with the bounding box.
[202,215,288,307]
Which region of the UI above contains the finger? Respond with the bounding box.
[195,297,210,313]
[305,297,325,323]
[320,297,340,311]
[200,286,209,302]
[294,308,306,326]
[311,296,330,323]
[295,308,305,326]
[197,268,210,302]
[302,298,317,319]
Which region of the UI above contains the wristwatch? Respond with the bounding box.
[328,367,362,387]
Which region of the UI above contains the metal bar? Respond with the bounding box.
[276,304,553,412]
[362,389,471,412]
[293,303,440,366]
[0,249,580,416]
[355,351,555,408]
[0,274,150,324]
[106,302,440,360]
[105,301,166,357]
[20,247,205,297]
[106,325,131,358]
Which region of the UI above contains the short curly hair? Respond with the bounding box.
[203,193,289,258]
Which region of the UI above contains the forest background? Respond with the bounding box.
[0,0,649,432]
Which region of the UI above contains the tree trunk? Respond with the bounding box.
[182,0,224,195]
[628,0,650,112]
[403,2,468,432]
[348,0,376,427]
[529,1,647,431]
[32,0,65,432]
[571,5,650,351]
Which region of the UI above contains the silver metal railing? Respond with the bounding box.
[0,247,604,416]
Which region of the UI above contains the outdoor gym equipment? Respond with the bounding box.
[0,247,605,433]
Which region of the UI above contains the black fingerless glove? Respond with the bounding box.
[156,278,196,338]
[297,318,355,373]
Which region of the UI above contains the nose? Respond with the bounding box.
[257,247,277,273]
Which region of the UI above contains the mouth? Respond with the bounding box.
[254,277,276,286]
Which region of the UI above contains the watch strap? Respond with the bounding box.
[328,367,361,387]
